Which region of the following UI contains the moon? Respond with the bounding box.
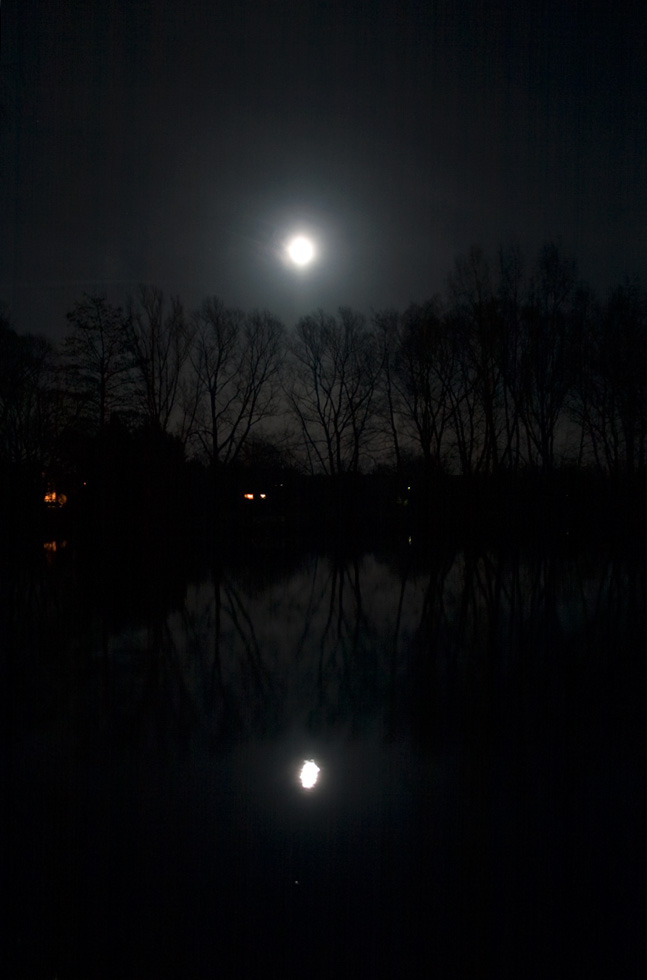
[299,759,320,789]
[286,235,315,266]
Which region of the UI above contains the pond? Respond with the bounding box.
[4,535,646,978]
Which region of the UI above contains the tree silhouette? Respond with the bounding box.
[0,315,58,470]
[576,280,647,474]
[516,243,580,471]
[373,309,404,476]
[62,293,134,434]
[447,247,504,474]
[190,298,285,468]
[287,308,381,476]
[601,282,647,475]
[127,285,194,435]
[394,299,454,476]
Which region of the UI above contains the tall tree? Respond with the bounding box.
[575,281,647,475]
[0,316,58,470]
[603,281,647,475]
[516,244,580,471]
[127,286,194,434]
[191,298,285,467]
[496,243,526,471]
[373,309,404,475]
[447,247,505,474]
[393,299,454,476]
[287,308,381,476]
[62,293,133,433]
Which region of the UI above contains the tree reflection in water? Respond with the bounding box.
[5,535,647,978]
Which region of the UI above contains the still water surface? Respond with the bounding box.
[5,538,647,978]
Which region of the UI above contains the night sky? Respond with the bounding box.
[1,0,646,338]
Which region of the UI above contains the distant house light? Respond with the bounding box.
[44,488,67,508]
[43,540,67,553]
[259,493,267,499]
[244,493,254,500]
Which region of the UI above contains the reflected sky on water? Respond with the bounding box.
[5,540,647,978]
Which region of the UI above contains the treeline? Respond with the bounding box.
[1,242,647,533]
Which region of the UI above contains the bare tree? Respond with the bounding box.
[444,308,489,476]
[191,298,285,467]
[127,286,194,434]
[393,299,455,476]
[373,309,403,475]
[574,281,647,475]
[603,281,647,475]
[447,247,505,474]
[496,243,526,471]
[62,293,134,433]
[0,319,58,469]
[287,308,381,476]
[515,244,580,471]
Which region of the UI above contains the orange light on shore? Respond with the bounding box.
[43,540,67,555]
[244,493,254,500]
[44,490,67,507]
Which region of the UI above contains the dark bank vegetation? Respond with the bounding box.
[1,243,647,547]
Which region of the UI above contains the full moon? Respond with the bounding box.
[299,759,320,789]
[287,235,315,266]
